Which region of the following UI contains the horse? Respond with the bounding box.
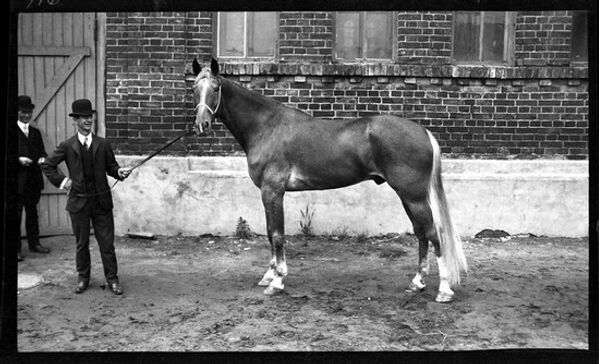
[191,58,467,303]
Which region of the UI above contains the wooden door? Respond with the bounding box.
[18,13,105,236]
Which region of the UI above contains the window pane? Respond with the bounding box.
[248,12,277,57]
[219,12,244,57]
[482,12,505,63]
[454,12,481,62]
[364,12,392,59]
[336,12,361,60]
[571,11,588,62]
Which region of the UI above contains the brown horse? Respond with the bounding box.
[191,58,467,302]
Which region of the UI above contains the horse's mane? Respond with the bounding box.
[222,75,314,120]
[222,77,279,107]
[195,67,312,120]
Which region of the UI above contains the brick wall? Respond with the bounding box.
[182,74,587,158]
[279,12,333,62]
[105,11,588,159]
[105,12,213,155]
[396,11,453,65]
[516,11,572,66]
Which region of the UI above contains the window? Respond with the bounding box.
[335,12,394,61]
[216,12,278,58]
[571,11,588,62]
[453,11,514,64]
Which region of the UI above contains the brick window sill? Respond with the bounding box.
[214,62,588,79]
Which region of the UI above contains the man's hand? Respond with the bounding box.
[118,168,131,180]
[63,179,72,191]
[37,157,45,165]
[19,157,33,166]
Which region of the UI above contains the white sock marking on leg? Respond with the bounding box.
[411,272,426,289]
[437,257,454,295]
[276,261,288,277]
[269,276,284,290]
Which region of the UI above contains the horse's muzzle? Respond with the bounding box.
[195,121,209,136]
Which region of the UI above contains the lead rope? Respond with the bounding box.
[74,129,194,198]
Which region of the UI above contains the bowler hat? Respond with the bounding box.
[18,95,35,111]
[69,99,95,117]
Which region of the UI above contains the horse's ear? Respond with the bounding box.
[211,57,219,76]
[192,58,201,76]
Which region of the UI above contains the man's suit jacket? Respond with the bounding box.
[17,125,47,197]
[41,134,123,213]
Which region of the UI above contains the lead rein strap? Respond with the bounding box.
[129,129,195,172]
[73,129,194,198]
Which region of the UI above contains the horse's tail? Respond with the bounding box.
[425,130,467,286]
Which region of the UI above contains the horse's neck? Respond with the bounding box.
[219,78,278,151]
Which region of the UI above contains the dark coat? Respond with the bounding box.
[17,125,47,198]
[41,134,123,213]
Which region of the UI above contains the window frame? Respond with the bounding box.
[333,11,397,63]
[213,12,280,61]
[451,11,516,66]
[570,11,588,64]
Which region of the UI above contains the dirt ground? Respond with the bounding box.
[16,232,588,351]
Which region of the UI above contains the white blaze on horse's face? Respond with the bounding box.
[193,74,221,135]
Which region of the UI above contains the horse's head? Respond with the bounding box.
[191,58,222,136]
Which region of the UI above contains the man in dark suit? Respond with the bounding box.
[17,95,50,262]
[41,99,131,295]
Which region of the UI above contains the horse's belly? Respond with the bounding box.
[285,166,368,191]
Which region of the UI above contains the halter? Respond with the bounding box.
[195,85,222,116]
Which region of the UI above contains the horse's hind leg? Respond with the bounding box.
[401,198,454,302]
[258,183,287,295]
[401,200,431,293]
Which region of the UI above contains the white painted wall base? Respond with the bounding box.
[111,156,588,238]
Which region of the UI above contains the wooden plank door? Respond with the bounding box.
[18,13,105,236]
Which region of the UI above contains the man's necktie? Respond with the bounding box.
[84,136,89,150]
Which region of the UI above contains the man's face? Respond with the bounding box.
[18,110,33,124]
[75,115,94,134]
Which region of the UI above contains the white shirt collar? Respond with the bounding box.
[78,132,93,145]
[17,121,29,132]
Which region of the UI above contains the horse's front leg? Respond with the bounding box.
[257,207,276,287]
[258,183,287,295]
[257,225,276,287]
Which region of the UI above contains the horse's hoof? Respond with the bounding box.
[269,276,284,290]
[257,278,272,287]
[406,282,426,293]
[263,285,283,296]
[435,291,454,303]
[258,269,275,286]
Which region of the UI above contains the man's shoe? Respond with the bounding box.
[17,252,23,262]
[29,244,50,254]
[107,282,123,295]
[74,281,89,294]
